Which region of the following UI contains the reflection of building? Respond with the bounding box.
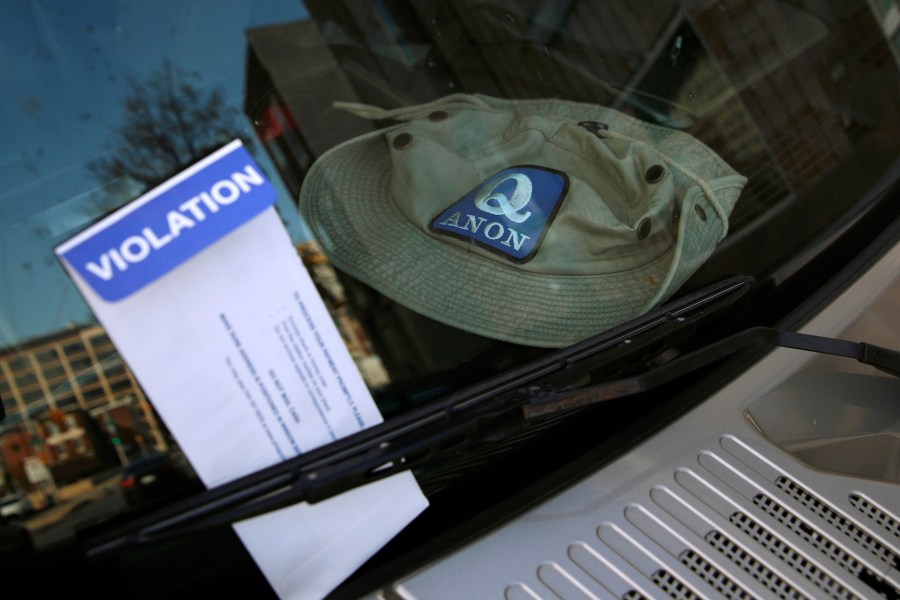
[859,0,900,69]
[246,0,899,220]
[243,1,900,383]
[297,241,390,388]
[0,325,168,496]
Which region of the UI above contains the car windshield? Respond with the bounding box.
[1,1,899,597]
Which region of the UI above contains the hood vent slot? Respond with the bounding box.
[850,494,900,540]
[650,569,701,600]
[776,477,900,571]
[754,494,862,573]
[703,529,804,599]
[678,549,753,600]
[488,436,900,600]
[753,492,898,598]
[728,510,854,599]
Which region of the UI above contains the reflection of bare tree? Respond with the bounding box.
[89,58,245,190]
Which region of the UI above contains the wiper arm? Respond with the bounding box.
[84,276,753,556]
[523,327,900,418]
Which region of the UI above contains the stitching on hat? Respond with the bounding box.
[355,94,741,188]
[476,94,741,180]
[603,129,730,237]
[708,181,748,194]
[334,94,492,122]
[582,101,734,176]
[543,130,639,224]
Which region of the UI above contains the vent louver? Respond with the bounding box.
[728,510,854,599]
[704,529,803,599]
[850,494,900,540]
[753,493,897,598]
[486,435,899,600]
[651,569,701,600]
[776,477,900,570]
[679,549,753,600]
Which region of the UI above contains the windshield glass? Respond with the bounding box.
[2,0,899,596]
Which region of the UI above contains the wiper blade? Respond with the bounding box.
[84,276,753,556]
[523,327,900,418]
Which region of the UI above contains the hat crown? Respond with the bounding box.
[389,108,679,274]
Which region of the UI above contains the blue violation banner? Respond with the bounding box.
[57,141,276,301]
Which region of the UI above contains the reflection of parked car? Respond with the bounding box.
[0,493,30,520]
[119,453,199,506]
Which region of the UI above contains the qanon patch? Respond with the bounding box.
[430,166,568,263]
[56,140,276,301]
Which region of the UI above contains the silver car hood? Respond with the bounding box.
[381,241,900,599]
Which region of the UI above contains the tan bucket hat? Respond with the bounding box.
[299,94,746,347]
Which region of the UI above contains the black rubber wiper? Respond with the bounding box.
[523,327,900,418]
[84,276,753,555]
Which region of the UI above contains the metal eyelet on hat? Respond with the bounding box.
[392,132,413,150]
[428,110,449,121]
[637,217,652,240]
[644,165,665,184]
[695,204,708,221]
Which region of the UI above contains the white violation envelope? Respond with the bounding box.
[55,140,428,599]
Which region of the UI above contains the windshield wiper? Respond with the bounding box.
[86,276,755,555]
[522,326,900,418]
[85,274,900,555]
[84,274,900,556]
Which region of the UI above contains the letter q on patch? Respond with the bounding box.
[474,172,533,223]
[431,165,568,263]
